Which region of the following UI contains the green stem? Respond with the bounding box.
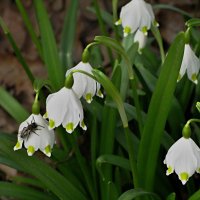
[124,127,139,188]
[92,0,113,62]
[130,78,143,136]
[151,25,165,64]
[186,118,200,126]
[70,134,97,200]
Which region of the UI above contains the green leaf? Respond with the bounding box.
[15,0,42,57]
[61,0,79,68]
[96,154,131,180]
[0,87,29,123]
[0,134,87,200]
[0,182,56,200]
[137,32,185,191]
[166,192,176,200]
[118,189,161,200]
[33,0,64,91]
[189,189,200,200]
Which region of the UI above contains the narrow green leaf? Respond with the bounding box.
[166,192,176,200]
[33,0,64,91]
[0,87,29,123]
[189,189,200,200]
[118,189,161,200]
[92,69,128,128]
[137,32,185,191]
[0,182,55,200]
[15,0,42,57]
[0,17,34,83]
[61,0,79,68]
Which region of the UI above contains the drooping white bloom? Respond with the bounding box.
[65,61,103,103]
[115,0,155,37]
[14,114,55,157]
[178,44,200,84]
[164,137,200,185]
[134,29,147,53]
[44,87,87,133]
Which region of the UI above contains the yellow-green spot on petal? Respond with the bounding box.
[115,19,122,25]
[153,20,159,27]
[14,141,22,151]
[27,146,35,156]
[44,145,51,157]
[43,112,48,119]
[179,172,189,184]
[166,166,173,175]
[81,120,87,130]
[141,26,148,36]
[97,90,103,98]
[66,123,74,133]
[191,73,197,83]
[49,119,55,129]
[86,93,92,104]
[196,168,200,173]
[124,26,131,37]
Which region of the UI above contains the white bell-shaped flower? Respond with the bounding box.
[164,137,200,185]
[134,29,147,53]
[45,87,87,133]
[65,61,103,103]
[14,114,55,157]
[178,44,200,84]
[115,0,155,37]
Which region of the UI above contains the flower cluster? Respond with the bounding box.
[14,61,103,156]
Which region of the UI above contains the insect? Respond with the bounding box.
[20,117,44,141]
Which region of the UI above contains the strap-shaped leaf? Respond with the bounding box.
[137,32,185,191]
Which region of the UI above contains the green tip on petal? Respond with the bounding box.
[166,166,173,175]
[123,26,131,37]
[191,73,198,84]
[153,20,159,27]
[44,145,51,157]
[14,141,22,151]
[177,73,182,82]
[179,172,189,185]
[85,93,92,103]
[196,168,200,173]
[43,112,48,119]
[49,119,55,129]
[97,90,104,98]
[65,123,74,133]
[27,146,35,156]
[81,120,87,131]
[141,26,148,36]
[115,19,122,25]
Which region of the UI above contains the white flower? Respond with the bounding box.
[164,137,200,185]
[178,44,200,84]
[134,29,147,53]
[44,87,87,133]
[14,114,55,157]
[65,61,103,103]
[115,0,155,37]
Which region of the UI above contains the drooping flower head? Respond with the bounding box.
[14,114,55,157]
[115,0,155,37]
[44,87,87,133]
[66,61,103,103]
[178,44,200,84]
